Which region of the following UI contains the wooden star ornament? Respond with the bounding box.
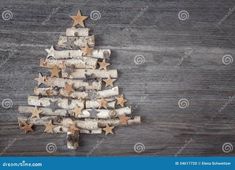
[102,124,114,135]
[70,10,88,27]
[98,59,110,70]
[103,76,116,87]
[19,121,33,134]
[99,98,108,109]
[72,105,82,117]
[116,95,127,107]
[44,120,55,133]
[50,66,60,77]
[68,123,80,135]
[81,44,93,56]
[34,73,46,86]
[31,107,42,119]
[64,82,74,95]
[119,114,130,125]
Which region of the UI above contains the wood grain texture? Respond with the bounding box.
[0,0,235,156]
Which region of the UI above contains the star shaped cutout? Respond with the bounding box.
[45,46,55,58]
[72,105,82,117]
[44,120,55,133]
[119,114,130,125]
[70,10,88,27]
[81,44,93,56]
[102,124,114,135]
[88,108,99,117]
[98,59,110,70]
[64,82,74,95]
[99,98,108,109]
[19,121,33,134]
[46,88,54,96]
[116,95,127,107]
[68,123,80,135]
[50,66,60,77]
[49,99,59,112]
[103,76,116,87]
[64,65,76,77]
[34,73,46,86]
[109,109,117,118]
[31,106,42,119]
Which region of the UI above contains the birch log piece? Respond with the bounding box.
[53,126,102,134]
[28,96,84,109]
[60,86,119,99]
[86,100,116,109]
[18,106,68,116]
[57,35,95,49]
[85,116,141,127]
[62,69,118,79]
[62,118,98,130]
[17,117,102,134]
[67,131,79,149]
[18,105,131,119]
[40,57,97,69]
[46,47,111,59]
[66,27,89,36]
[44,77,102,90]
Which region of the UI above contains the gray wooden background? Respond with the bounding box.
[0,0,235,156]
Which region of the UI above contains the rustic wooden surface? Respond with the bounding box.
[0,0,235,156]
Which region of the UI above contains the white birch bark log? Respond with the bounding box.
[47,48,111,59]
[62,69,118,79]
[18,106,68,116]
[44,77,102,90]
[17,117,102,134]
[62,118,98,130]
[40,57,97,69]
[86,100,116,109]
[27,96,84,109]
[53,126,102,134]
[85,116,141,127]
[19,106,131,119]
[59,86,119,99]
[57,35,95,49]
[66,27,89,36]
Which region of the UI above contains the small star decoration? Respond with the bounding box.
[119,114,130,125]
[44,120,55,133]
[99,98,108,109]
[98,59,110,70]
[81,44,93,56]
[103,76,116,87]
[31,106,42,119]
[102,124,114,135]
[70,10,88,27]
[50,66,60,77]
[116,95,127,107]
[19,121,33,134]
[34,73,46,86]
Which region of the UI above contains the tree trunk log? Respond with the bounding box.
[66,131,79,149]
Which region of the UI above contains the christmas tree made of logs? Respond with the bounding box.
[18,10,141,150]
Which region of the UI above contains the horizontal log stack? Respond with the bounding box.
[17,10,141,150]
